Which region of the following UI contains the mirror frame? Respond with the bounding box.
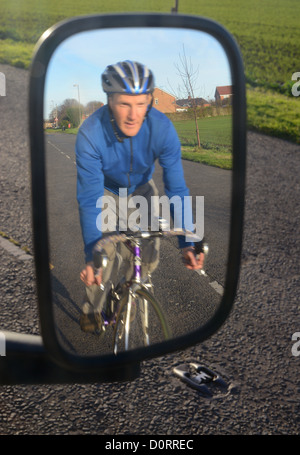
[29,12,246,372]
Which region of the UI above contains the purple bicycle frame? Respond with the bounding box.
[124,238,142,283]
[134,243,141,282]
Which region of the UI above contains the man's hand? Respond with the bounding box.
[182,247,204,270]
[80,262,102,286]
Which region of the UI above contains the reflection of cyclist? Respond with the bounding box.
[76,61,204,332]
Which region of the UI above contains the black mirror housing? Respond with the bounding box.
[27,13,246,377]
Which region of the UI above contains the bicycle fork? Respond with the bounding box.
[125,288,150,348]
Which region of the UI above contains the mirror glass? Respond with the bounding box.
[43,27,232,357]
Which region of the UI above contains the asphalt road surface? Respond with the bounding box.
[0,64,299,435]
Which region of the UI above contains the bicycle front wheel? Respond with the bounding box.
[113,286,171,355]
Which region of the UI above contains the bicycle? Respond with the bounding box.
[92,220,208,355]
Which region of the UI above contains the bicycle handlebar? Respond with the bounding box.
[92,229,208,277]
[93,228,205,254]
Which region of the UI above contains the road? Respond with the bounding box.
[0,64,299,435]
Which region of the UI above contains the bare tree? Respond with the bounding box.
[174,44,201,147]
[84,100,104,116]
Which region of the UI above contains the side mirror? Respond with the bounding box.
[27,13,246,378]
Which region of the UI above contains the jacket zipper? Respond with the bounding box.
[127,137,133,187]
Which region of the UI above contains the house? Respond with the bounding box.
[152,88,177,113]
[176,95,209,109]
[151,89,210,113]
[215,85,233,103]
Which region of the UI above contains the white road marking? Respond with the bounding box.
[195,268,224,296]
[209,280,224,296]
[0,235,32,261]
[48,140,76,166]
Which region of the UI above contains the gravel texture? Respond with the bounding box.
[0,64,299,435]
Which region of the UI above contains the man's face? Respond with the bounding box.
[108,93,151,137]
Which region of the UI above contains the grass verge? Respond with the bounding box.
[46,127,79,135]
[247,86,300,144]
[181,146,232,170]
[0,39,33,68]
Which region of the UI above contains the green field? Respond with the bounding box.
[1,0,299,144]
[173,115,232,148]
[173,115,232,169]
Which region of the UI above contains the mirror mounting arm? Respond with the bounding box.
[0,331,140,385]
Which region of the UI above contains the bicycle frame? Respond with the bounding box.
[121,237,153,350]
[94,227,205,290]
[98,235,153,336]
[94,227,205,353]
[123,237,143,284]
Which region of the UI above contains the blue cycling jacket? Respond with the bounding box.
[76,104,194,262]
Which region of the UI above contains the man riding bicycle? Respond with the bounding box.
[76,60,204,333]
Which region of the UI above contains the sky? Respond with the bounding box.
[44,27,231,119]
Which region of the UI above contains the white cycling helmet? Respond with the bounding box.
[102,60,155,95]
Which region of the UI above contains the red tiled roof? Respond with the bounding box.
[216,85,232,95]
